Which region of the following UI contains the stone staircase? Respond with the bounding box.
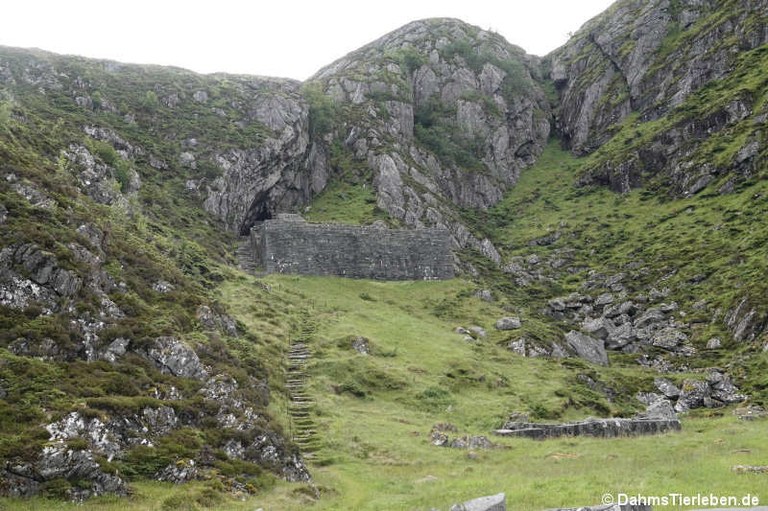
[287,314,320,457]
[235,236,257,274]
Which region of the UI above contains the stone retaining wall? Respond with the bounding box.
[250,215,454,280]
[494,417,681,439]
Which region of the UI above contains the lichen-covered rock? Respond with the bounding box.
[551,0,768,195]
[351,336,371,355]
[156,459,199,484]
[674,380,711,412]
[707,370,746,404]
[654,378,681,399]
[0,446,128,500]
[227,432,311,482]
[725,297,768,342]
[145,336,209,381]
[551,0,768,154]
[196,305,238,336]
[565,330,608,366]
[0,244,82,313]
[202,79,329,235]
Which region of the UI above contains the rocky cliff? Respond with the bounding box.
[542,0,768,348]
[549,0,767,194]
[307,18,550,259]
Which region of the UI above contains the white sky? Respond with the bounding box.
[0,0,615,80]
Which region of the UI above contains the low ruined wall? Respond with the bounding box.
[494,417,681,439]
[251,217,454,280]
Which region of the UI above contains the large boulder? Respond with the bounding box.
[565,331,608,366]
[0,446,128,501]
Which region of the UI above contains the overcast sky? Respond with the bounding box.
[1,0,615,80]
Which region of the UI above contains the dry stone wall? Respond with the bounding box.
[250,215,454,280]
[494,417,681,440]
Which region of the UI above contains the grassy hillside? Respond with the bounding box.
[462,139,768,397]
[221,273,763,510]
[0,48,306,501]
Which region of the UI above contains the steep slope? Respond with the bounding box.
[305,18,551,260]
[530,0,768,355]
[0,22,559,500]
[549,0,768,194]
[0,47,311,500]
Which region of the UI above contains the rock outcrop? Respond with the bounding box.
[310,18,550,254]
[201,78,330,234]
[550,0,768,195]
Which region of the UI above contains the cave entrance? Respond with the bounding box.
[239,193,273,236]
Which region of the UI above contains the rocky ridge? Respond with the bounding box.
[550,0,768,195]
[309,18,550,257]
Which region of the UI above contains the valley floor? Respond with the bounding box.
[228,276,765,510]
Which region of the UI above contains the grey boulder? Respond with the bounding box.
[565,331,609,366]
[450,492,506,511]
[495,317,521,330]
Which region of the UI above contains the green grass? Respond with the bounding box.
[6,410,760,511]
[212,274,767,510]
[475,139,768,359]
[304,180,381,225]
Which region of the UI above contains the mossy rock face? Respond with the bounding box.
[551,0,768,193]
